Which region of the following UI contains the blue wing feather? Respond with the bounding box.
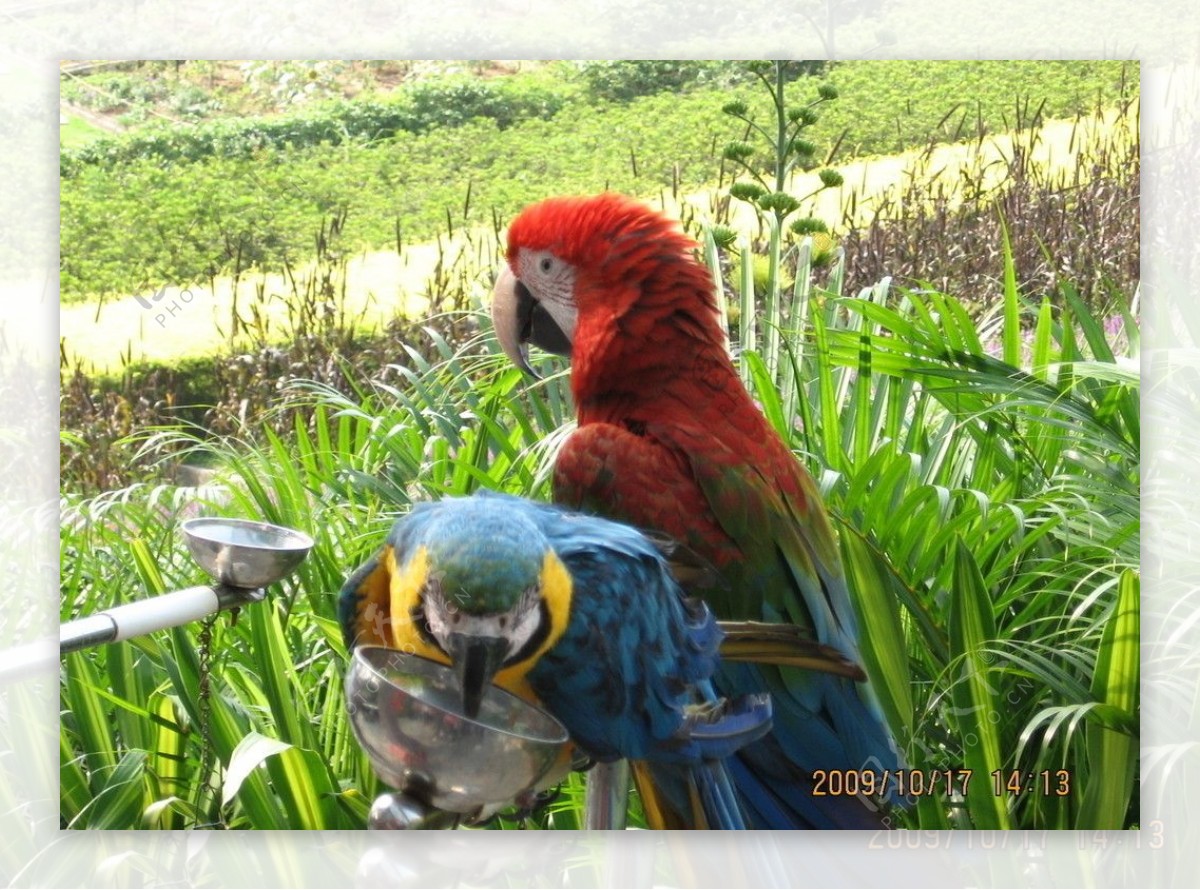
[490,493,774,828]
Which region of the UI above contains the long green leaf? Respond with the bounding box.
[85,750,148,830]
[225,731,290,808]
[743,350,789,440]
[1077,569,1139,829]
[249,600,314,748]
[948,540,1009,829]
[810,297,844,473]
[265,745,344,829]
[839,529,913,746]
[59,730,92,824]
[63,652,116,777]
[998,214,1021,367]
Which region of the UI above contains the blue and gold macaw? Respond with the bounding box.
[338,491,773,829]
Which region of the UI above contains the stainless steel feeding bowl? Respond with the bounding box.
[346,646,570,815]
[181,517,314,589]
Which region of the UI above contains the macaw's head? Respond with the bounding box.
[398,498,572,718]
[491,193,720,379]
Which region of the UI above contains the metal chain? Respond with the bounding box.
[195,610,225,828]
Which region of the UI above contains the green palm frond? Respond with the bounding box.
[711,218,1138,830]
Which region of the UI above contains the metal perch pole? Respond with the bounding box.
[60,517,313,653]
[584,759,630,829]
[0,518,314,684]
[59,582,268,653]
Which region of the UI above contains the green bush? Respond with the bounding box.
[61,70,172,112]
[574,60,754,101]
[60,76,572,176]
[404,74,568,130]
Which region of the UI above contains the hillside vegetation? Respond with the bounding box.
[60,60,1135,304]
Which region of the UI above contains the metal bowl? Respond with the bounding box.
[345,646,569,815]
[181,517,314,589]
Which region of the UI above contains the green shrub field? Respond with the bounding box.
[60,60,1135,303]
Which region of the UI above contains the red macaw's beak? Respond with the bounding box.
[491,265,573,379]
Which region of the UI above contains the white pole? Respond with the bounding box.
[106,585,221,641]
[58,584,264,656]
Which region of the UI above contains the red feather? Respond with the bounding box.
[508,194,820,565]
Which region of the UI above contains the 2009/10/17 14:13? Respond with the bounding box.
[809,768,1072,798]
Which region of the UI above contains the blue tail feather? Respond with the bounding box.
[634,686,774,829]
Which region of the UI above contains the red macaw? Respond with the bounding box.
[492,193,902,829]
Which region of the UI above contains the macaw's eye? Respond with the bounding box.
[539,257,553,273]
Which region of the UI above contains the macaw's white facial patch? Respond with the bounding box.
[423,580,545,665]
[516,249,578,341]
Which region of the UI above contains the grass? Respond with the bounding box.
[60,104,1134,373]
[58,114,110,149]
[59,241,440,373]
